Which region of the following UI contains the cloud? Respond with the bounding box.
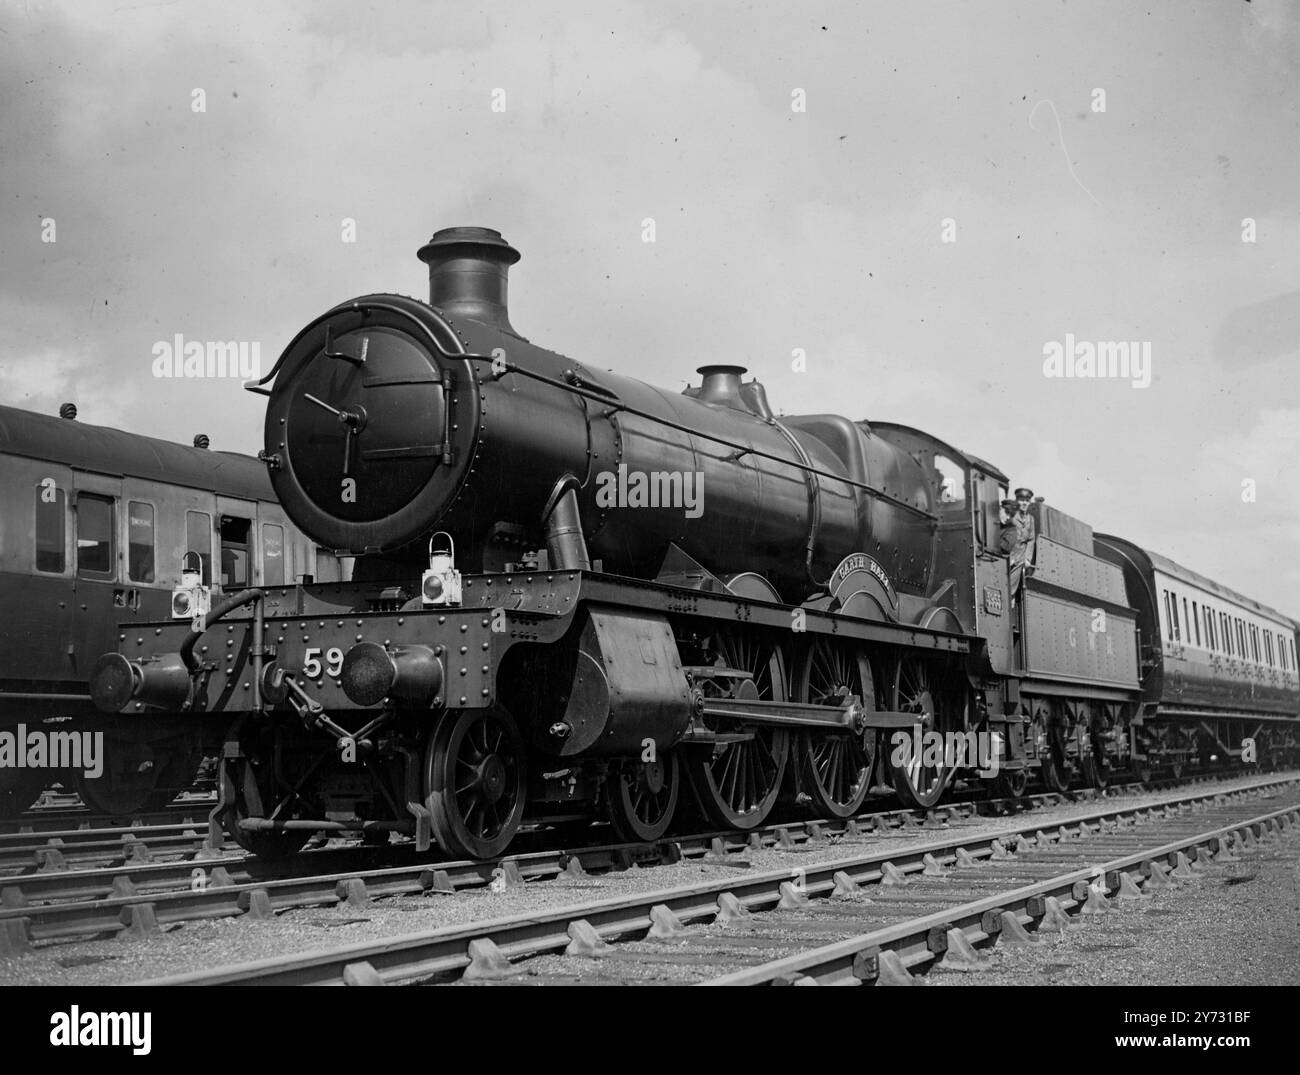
[2,0,1299,608]
[1214,290,1300,366]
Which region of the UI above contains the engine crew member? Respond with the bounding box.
[997,500,1020,557]
[998,499,1028,597]
[1013,487,1036,553]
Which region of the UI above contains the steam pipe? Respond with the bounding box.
[180,588,266,711]
[541,474,591,571]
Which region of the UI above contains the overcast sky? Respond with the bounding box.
[2,0,1298,609]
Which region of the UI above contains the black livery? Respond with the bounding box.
[88,227,1300,857]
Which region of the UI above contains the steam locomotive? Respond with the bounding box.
[88,226,1300,858]
[0,403,347,817]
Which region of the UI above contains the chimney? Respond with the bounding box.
[695,365,748,411]
[416,226,521,333]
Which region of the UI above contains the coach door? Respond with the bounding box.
[215,496,257,592]
[69,470,125,680]
[117,475,171,625]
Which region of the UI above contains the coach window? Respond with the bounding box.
[262,524,284,587]
[76,494,115,579]
[1170,594,1180,642]
[1220,613,1231,655]
[127,501,155,583]
[1191,602,1201,647]
[220,516,251,589]
[186,511,212,585]
[933,455,966,507]
[34,485,66,573]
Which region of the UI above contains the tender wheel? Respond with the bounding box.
[1032,709,1069,794]
[794,638,875,818]
[887,656,960,809]
[222,753,313,858]
[605,752,680,843]
[425,708,526,860]
[1076,712,1107,790]
[684,629,791,831]
[77,735,202,817]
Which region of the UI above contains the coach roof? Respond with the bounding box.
[1144,543,1293,627]
[0,403,273,501]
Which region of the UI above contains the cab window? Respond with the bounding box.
[933,454,966,508]
[35,484,66,573]
[76,494,115,579]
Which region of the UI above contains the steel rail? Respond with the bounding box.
[0,766,1269,895]
[0,797,1005,941]
[132,774,1299,986]
[701,800,1300,985]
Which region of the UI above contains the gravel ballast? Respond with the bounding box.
[0,771,1294,986]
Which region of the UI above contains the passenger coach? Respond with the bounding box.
[1096,535,1300,773]
[0,403,347,816]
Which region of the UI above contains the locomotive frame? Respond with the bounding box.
[87,225,1300,859]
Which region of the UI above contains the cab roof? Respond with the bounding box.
[864,420,1010,484]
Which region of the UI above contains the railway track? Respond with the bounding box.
[0,763,1238,876]
[0,795,1038,950]
[0,820,224,875]
[125,771,1298,985]
[0,768,1278,958]
[0,794,218,837]
[0,780,1082,877]
[700,799,1299,986]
